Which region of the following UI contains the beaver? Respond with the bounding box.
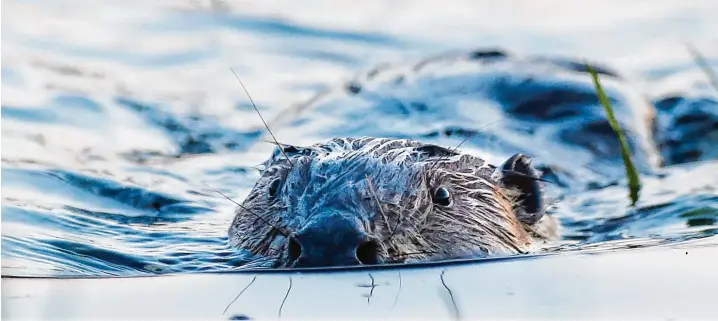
[229,137,559,268]
[226,48,718,268]
[225,50,649,268]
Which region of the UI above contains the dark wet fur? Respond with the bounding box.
[228,137,559,267]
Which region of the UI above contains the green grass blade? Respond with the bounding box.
[586,64,642,206]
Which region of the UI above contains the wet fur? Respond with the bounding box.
[228,137,559,267]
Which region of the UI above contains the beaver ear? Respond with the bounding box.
[493,153,545,225]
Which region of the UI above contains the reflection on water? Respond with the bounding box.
[4,238,718,319]
[2,0,718,277]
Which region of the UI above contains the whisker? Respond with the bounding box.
[429,119,503,173]
[230,68,295,170]
[239,257,278,269]
[203,183,290,237]
[391,271,402,310]
[259,139,308,149]
[390,250,438,259]
[260,139,287,145]
[367,273,376,304]
[365,175,391,234]
[386,190,435,258]
[278,276,293,318]
[386,198,408,242]
[440,270,461,321]
[223,276,257,315]
[387,249,437,263]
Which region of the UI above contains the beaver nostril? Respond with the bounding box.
[355,239,379,265]
[287,236,302,264]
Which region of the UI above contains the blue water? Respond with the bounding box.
[2,0,718,277]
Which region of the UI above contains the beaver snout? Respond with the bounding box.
[287,213,379,268]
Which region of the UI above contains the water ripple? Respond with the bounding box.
[2,0,717,278]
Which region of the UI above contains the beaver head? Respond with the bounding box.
[228,137,559,268]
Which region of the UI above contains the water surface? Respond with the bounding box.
[2,0,718,277]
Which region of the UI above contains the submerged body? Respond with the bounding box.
[229,137,559,268]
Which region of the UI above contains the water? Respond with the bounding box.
[5,239,718,320]
[2,0,718,278]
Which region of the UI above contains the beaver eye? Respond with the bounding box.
[267,179,281,199]
[432,186,452,206]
